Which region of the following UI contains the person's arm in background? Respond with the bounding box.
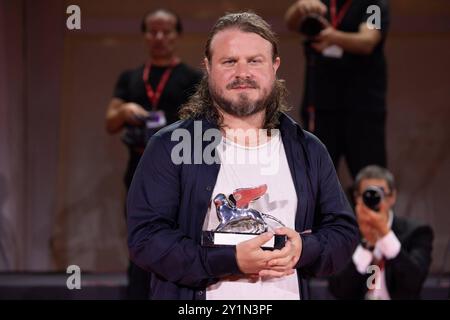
[105,98,149,134]
[354,197,433,299]
[105,70,149,134]
[329,199,386,300]
[287,0,389,56]
[312,0,389,55]
[285,0,327,32]
[312,23,382,55]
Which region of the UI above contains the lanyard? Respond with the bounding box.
[142,58,179,110]
[330,0,352,28]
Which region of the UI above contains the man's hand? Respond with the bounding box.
[296,0,327,17]
[285,0,328,31]
[311,26,337,52]
[236,232,276,274]
[236,228,302,279]
[260,227,302,278]
[106,99,150,133]
[312,23,383,55]
[120,103,150,125]
[356,199,390,246]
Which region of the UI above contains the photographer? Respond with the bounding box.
[285,0,390,179]
[328,165,434,300]
[105,9,201,299]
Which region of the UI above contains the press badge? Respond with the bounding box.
[146,110,167,129]
[322,45,343,58]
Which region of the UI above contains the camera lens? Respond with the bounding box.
[362,186,384,212]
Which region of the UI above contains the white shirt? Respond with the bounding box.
[352,210,402,300]
[205,132,300,300]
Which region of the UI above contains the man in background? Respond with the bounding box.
[285,0,390,179]
[105,8,202,299]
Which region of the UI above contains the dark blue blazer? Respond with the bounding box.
[127,113,358,299]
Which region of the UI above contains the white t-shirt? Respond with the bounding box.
[205,132,300,300]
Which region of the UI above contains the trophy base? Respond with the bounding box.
[201,231,286,250]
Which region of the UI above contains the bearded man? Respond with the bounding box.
[127,12,358,300]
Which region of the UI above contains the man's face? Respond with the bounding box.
[205,29,280,117]
[356,178,396,215]
[143,12,178,60]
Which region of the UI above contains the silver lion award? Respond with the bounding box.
[201,184,287,250]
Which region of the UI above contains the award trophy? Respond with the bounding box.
[201,184,287,250]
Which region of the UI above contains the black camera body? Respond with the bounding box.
[362,186,385,212]
[298,13,328,38]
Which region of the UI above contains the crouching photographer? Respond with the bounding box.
[328,165,434,300]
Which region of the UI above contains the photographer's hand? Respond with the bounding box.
[106,99,150,133]
[313,23,383,55]
[356,199,390,245]
[297,0,327,17]
[311,26,336,52]
[121,102,150,125]
[285,0,327,31]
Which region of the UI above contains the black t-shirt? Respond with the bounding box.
[113,62,202,148]
[303,0,390,112]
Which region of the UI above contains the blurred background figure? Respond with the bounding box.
[329,165,433,299]
[285,0,389,179]
[105,8,202,299]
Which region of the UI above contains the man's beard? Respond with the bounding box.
[209,77,275,117]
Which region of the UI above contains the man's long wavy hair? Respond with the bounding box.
[178,12,290,130]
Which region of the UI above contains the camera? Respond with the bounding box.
[298,13,328,38]
[362,186,385,212]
